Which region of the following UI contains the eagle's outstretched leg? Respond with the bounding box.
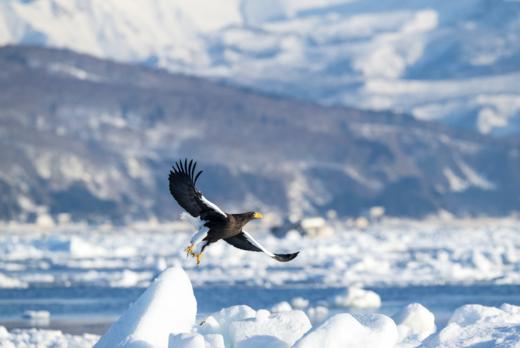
[193,241,209,266]
[183,221,209,262]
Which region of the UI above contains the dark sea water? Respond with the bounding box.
[0,284,519,335]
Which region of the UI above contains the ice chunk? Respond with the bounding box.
[213,305,257,323]
[199,305,257,344]
[168,333,205,348]
[306,306,329,323]
[393,303,435,347]
[271,301,292,313]
[202,334,225,348]
[294,313,398,348]
[198,305,257,347]
[229,310,311,348]
[95,266,196,348]
[422,303,520,347]
[168,332,226,348]
[0,326,7,337]
[0,273,27,288]
[108,269,142,288]
[334,286,381,309]
[22,310,51,326]
[291,297,309,310]
[68,236,106,258]
[235,335,289,348]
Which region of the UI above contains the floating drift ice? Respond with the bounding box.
[228,309,311,347]
[88,265,520,348]
[333,286,382,309]
[2,221,520,288]
[422,304,520,347]
[4,274,519,348]
[293,312,398,348]
[393,303,436,347]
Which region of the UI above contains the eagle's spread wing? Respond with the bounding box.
[225,230,299,262]
[169,159,227,219]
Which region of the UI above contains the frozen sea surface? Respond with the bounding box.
[0,284,519,336]
[0,219,519,341]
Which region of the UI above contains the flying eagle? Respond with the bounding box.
[169,159,299,265]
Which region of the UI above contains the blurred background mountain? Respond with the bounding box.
[0,0,519,222]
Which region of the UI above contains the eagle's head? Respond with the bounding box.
[232,211,264,229]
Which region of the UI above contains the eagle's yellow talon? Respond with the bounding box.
[195,253,203,265]
[184,245,195,257]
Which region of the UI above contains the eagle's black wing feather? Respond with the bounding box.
[225,231,299,262]
[168,159,226,220]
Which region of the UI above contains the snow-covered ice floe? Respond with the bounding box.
[3,266,520,347]
[421,304,520,348]
[1,218,520,288]
[93,266,520,348]
[334,286,381,309]
[95,267,196,348]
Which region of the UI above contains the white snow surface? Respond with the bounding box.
[1,0,519,135]
[94,266,196,348]
[4,302,520,347]
[228,309,311,347]
[393,303,436,347]
[422,304,520,348]
[1,218,520,288]
[293,312,398,348]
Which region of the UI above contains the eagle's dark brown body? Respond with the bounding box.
[203,213,256,242]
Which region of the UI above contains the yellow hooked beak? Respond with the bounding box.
[252,212,264,219]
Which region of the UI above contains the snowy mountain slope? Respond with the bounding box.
[1,46,520,222]
[1,0,519,135]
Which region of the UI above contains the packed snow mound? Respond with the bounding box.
[422,303,520,348]
[334,286,381,309]
[290,297,309,310]
[293,313,398,348]
[305,306,329,324]
[199,305,258,344]
[393,303,436,347]
[172,332,226,348]
[229,309,311,347]
[95,266,196,348]
[198,306,311,348]
[271,301,293,313]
